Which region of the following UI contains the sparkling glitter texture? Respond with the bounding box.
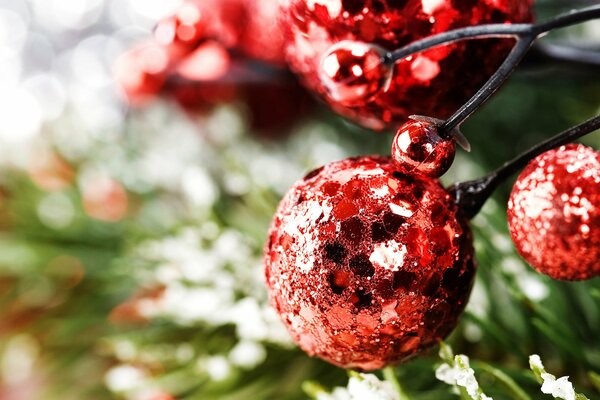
[392,120,455,177]
[508,144,600,281]
[319,41,391,106]
[264,156,475,370]
[280,0,533,130]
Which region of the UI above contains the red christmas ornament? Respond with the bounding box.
[392,119,455,177]
[264,156,475,370]
[165,0,287,65]
[113,42,170,105]
[280,0,533,130]
[508,144,600,281]
[319,41,391,107]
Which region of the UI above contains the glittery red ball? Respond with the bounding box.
[508,144,600,281]
[281,0,533,130]
[264,156,475,370]
[319,41,391,106]
[392,119,455,177]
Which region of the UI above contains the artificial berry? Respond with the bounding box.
[508,144,600,281]
[264,156,475,370]
[392,119,455,177]
[281,0,533,130]
[319,41,391,107]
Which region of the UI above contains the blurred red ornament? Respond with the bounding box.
[280,0,533,130]
[158,0,286,65]
[114,0,309,133]
[264,156,475,370]
[113,42,170,105]
[319,41,391,107]
[508,144,600,281]
[392,119,455,177]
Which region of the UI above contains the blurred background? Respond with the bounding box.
[0,0,599,399]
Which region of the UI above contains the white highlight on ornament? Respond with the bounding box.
[389,202,413,218]
[370,241,407,272]
[421,0,447,15]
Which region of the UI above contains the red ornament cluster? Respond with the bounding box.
[113,0,310,132]
[280,0,533,130]
[508,144,600,281]
[264,156,475,370]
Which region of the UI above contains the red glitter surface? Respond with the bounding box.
[280,0,533,130]
[391,119,455,177]
[508,144,600,281]
[264,156,475,370]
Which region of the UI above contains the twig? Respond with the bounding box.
[382,5,600,136]
[449,114,600,219]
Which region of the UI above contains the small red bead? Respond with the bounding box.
[319,41,391,107]
[508,144,600,281]
[392,120,455,177]
[264,156,475,370]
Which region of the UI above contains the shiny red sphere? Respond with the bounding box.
[508,144,600,281]
[392,119,455,177]
[264,156,475,370]
[319,41,391,106]
[280,0,533,130]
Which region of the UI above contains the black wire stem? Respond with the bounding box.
[449,115,600,219]
[382,5,600,136]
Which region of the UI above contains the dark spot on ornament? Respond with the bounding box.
[442,267,461,290]
[430,227,451,253]
[405,331,418,337]
[371,0,386,13]
[341,216,366,244]
[296,194,305,204]
[324,241,347,264]
[349,254,375,277]
[422,274,441,297]
[353,289,373,309]
[430,202,448,226]
[377,279,395,297]
[392,171,406,180]
[393,270,415,290]
[342,0,365,14]
[304,166,324,181]
[424,304,448,330]
[383,212,404,234]
[371,221,393,242]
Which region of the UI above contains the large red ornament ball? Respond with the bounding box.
[280,0,533,130]
[508,144,600,281]
[264,156,475,370]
